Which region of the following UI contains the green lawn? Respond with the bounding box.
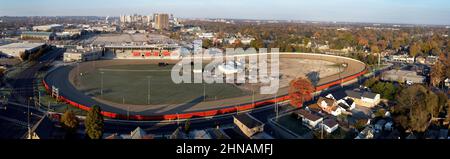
[275,114,312,136]
[78,64,249,105]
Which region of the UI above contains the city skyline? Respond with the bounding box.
[1,0,450,25]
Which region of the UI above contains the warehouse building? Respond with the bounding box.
[0,42,45,58]
[32,24,63,32]
[381,69,425,84]
[63,48,102,62]
[21,31,55,41]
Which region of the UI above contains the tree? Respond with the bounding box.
[409,43,420,57]
[363,77,378,88]
[430,60,445,87]
[184,119,191,133]
[250,38,264,49]
[436,91,448,117]
[371,82,385,95]
[85,105,104,139]
[370,45,380,53]
[288,77,315,108]
[394,85,436,132]
[382,82,397,100]
[357,37,369,47]
[61,110,79,137]
[202,39,213,49]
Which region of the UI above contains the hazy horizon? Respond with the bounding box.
[1,0,450,25]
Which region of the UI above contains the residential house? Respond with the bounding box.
[374,119,387,132]
[206,128,230,139]
[439,129,448,139]
[425,56,438,65]
[337,97,356,111]
[384,121,394,131]
[445,78,450,88]
[345,89,381,108]
[250,132,274,139]
[390,54,414,63]
[321,119,339,133]
[169,127,188,139]
[118,127,154,139]
[415,56,426,64]
[104,133,123,139]
[294,109,323,128]
[355,126,375,139]
[233,113,264,137]
[316,96,344,116]
[130,127,153,139]
[189,130,212,139]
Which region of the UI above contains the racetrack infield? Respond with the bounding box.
[44,53,366,117]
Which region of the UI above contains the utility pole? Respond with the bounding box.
[321,120,324,139]
[27,98,31,139]
[38,91,41,108]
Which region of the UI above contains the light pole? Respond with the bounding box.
[1,96,7,110]
[252,85,255,106]
[274,93,279,121]
[203,83,206,102]
[123,96,129,120]
[147,76,151,105]
[100,71,104,98]
[77,62,80,87]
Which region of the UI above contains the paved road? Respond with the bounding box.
[0,48,64,139]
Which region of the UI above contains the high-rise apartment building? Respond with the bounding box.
[153,13,169,30]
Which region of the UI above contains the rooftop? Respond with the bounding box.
[22,31,54,36]
[0,42,44,50]
[323,119,338,128]
[345,89,379,99]
[295,109,322,122]
[318,97,337,107]
[234,113,264,129]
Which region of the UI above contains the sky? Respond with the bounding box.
[1,0,450,25]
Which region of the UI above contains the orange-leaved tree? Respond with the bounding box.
[288,77,315,108]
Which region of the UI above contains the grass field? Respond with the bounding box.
[77,64,249,105]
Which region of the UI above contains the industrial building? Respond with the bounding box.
[21,31,55,41]
[63,48,103,62]
[381,69,425,84]
[0,42,45,58]
[32,24,63,32]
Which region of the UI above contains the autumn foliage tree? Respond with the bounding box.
[394,85,437,132]
[289,77,315,108]
[61,110,79,138]
[430,60,445,87]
